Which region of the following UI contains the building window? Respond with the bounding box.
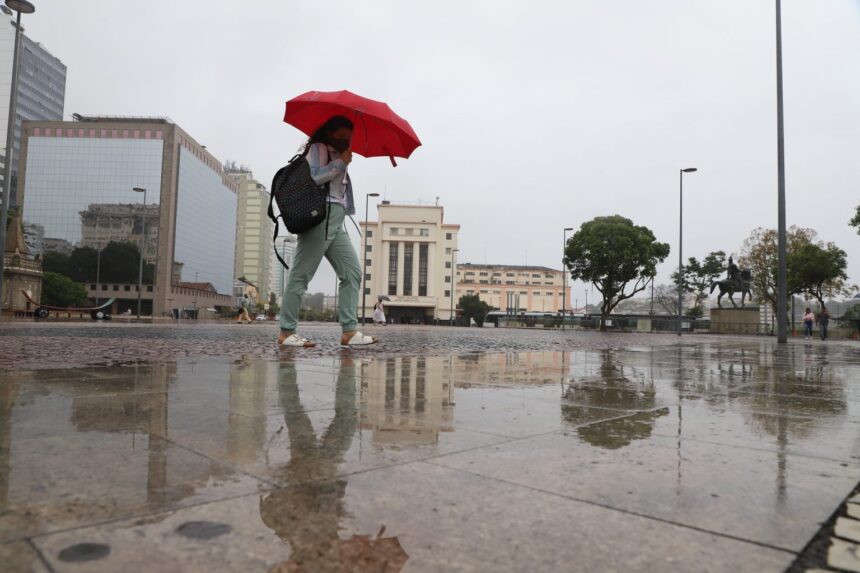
[366,230,373,238]
[420,228,429,237]
[113,285,119,291]
[444,290,451,297]
[405,228,414,236]
[445,261,451,269]
[479,272,488,277]
[391,227,399,235]
[418,244,428,296]
[445,276,451,283]
[403,243,414,296]
[101,284,108,291]
[124,285,131,292]
[388,243,399,296]
[446,233,452,240]
[90,284,96,290]
[446,247,452,255]
[147,286,153,292]
[365,287,371,295]
[365,273,371,281]
[365,245,372,252]
[479,280,488,284]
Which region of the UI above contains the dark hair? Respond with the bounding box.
[302,115,353,155]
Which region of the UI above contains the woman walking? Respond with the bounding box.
[373,297,387,326]
[277,116,379,348]
[802,307,814,339]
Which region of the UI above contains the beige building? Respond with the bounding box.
[226,164,273,302]
[79,202,160,263]
[455,263,570,313]
[359,202,460,324]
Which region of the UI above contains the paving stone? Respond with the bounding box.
[829,538,860,573]
[848,503,860,519]
[836,517,860,544]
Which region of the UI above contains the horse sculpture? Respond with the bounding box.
[709,269,752,308]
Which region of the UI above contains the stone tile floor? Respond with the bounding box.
[1,325,859,571]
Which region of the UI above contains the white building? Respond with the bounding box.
[359,201,460,324]
[268,234,296,305]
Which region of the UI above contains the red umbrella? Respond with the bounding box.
[284,90,421,166]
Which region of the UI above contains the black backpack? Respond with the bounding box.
[267,153,330,269]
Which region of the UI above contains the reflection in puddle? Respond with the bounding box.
[0,341,857,569]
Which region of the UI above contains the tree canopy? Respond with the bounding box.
[42,241,155,284]
[41,272,88,307]
[564,215,670,329]
[850,204,860,235]
[787,242,851,308]
[458,294,492,326]
[738,226,816,313]
[671,251,726,314]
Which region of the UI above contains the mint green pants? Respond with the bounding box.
[279,203,361,333]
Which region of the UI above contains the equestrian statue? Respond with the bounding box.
[709,256,753,308]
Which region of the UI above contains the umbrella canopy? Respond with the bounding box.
[377,295,391,301]
[284,90,421,165]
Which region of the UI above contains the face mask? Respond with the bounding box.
[330,138,350,153]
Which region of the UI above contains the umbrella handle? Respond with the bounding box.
[389,156,397,167]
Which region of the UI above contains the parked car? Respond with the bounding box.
[255,314,267,321]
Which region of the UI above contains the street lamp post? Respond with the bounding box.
[562,227,573,331]
[776,0,788,343]
[94,220,102,305]
[677,168,697,336]
[449,248,459,326]
[0,0,35,314]
[361,192,379,325]
[133,187,146,319]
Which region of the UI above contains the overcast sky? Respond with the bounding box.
[25,0,860,300]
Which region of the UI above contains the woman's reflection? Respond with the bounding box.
[260,356,407,572]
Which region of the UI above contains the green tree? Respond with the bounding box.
[788,242,852,308]
[41,271,88,307]
[268,292,280,317]
[99,241,155,283]
[565,215,670,330]
[458,294,492,326]
[671,250,726,314]
[42,251,71,276]
[851,204,860,235]
[738,226,817,314]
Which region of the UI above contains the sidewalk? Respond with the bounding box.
[1,328,858,571]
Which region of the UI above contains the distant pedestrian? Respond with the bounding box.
[817,306,831,340]
[373,298,386,326]
[277,115,378,348]
[802,307,815,339]
[236,294,252,324]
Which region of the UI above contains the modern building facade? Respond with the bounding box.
[226,163,273,302]
[0,8,67,203]
[359,202,460,324]
[269,234,296,305]
[19,116,238,316]
[455,263,570,313]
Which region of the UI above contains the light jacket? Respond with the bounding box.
[306,143,356,216]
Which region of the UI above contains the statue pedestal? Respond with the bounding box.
[710,307,761,335]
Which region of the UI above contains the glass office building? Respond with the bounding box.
[0,10,67,204]
[175,146,237,295]
[19,118,239,316]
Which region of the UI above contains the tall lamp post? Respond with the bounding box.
[360,192,379,325]
[449,248,459,326]
[0,0,34,314]
[562,227,573,331]
[677,168,697,336]
[133,187,146,319]
[94,217,102,305]
[775,0,788,343]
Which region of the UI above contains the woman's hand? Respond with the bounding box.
[340,149,353,165]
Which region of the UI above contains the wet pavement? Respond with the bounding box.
[1,332,860,571]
